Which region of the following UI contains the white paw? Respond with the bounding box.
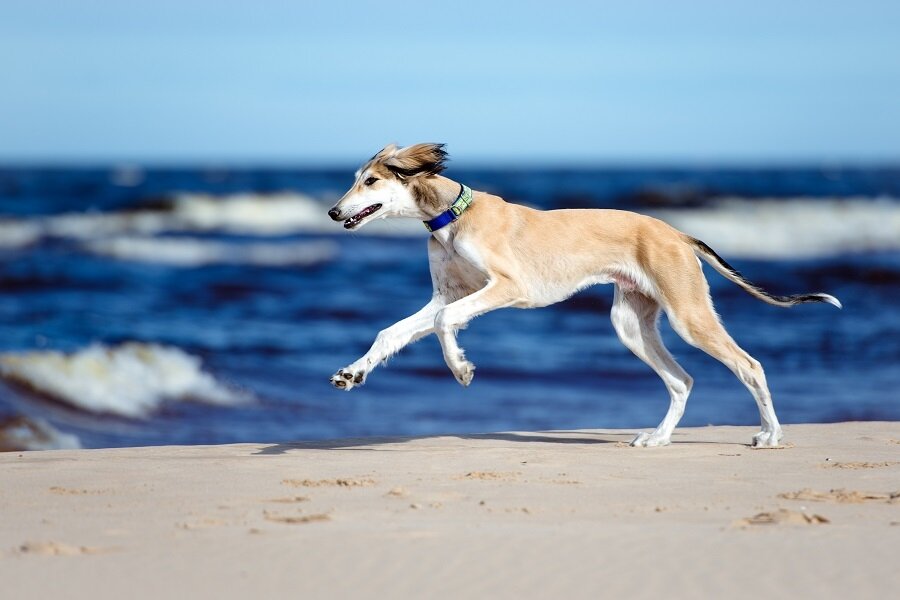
[452,361,475,387]
[751,429,784,448]
[330,366,367,391]
[629,431,671,448]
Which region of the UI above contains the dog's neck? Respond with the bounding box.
[414,175,464,219]
[413,175,471,246]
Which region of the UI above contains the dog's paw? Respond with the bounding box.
[751,429,784,448]
[330,368,366,391]
[452,361,475,387]
[629,431,671,448]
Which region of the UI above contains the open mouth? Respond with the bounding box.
[343,204,382,229]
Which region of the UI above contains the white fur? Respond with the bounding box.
[334,174,424,229]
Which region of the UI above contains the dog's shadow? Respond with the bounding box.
[254,431,652,455]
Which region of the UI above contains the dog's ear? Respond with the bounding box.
[371,143,399,161]
[383,143,448,178]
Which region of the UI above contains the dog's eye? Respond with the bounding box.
[364,177,378,186]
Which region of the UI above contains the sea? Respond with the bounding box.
[0,165,898,450]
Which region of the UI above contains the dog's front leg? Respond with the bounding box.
[331,298,443,390]
[435,281,517,386]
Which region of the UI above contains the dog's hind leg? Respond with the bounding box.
[610,287,694,447]
[434,280,519,386]
[664,291,783,448]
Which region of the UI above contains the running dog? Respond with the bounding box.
[327,143,841,447]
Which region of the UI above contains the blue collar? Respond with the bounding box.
[423,184,473,233]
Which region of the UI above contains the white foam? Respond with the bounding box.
[0,219,43,248]
[651,197,900,258]
[43,211,171,239]
[0,343,249,418]
[171,193,328,234]
[82,237,338,267]
[0,416,82,451]
[16,192,424,241]
[168,192,424,236]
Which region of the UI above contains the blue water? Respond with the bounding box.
[0,166,898,449]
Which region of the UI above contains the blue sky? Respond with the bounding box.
[1,1,898,164]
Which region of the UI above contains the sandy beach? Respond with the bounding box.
[1,422,898,599]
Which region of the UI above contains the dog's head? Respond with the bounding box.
[328,143,448,230]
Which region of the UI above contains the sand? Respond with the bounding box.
[1,422,898,599]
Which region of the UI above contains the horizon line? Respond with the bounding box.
[1,157,899,170]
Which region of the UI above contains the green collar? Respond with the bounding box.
[423,184,473,232]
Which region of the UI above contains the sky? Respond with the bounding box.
[0,0,898,165]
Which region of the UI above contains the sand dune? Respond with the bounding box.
[1,422,898,599]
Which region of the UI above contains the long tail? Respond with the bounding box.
[686,236,842,309]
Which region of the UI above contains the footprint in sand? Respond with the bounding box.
[48,486,111,495]
[544,476,581,485]
[176,517,228,530]
[282,477,375,488]
[733,509,829,528]
[455,471,521,481]
[385,487,409,498]
[778,488,900,504]
[823,461,899,470]
[16,541,112,556]
[267,495,311,503]
[263,510,331,525]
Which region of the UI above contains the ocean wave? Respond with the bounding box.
[0,416,82,451]
[0,220,44,248]
[0,343,250,418]
[168,193,425,236]
[4,193,900,259]
[170,193,337,234]
[34,192,423,240]
[42,211,171,240]
[82,237,338,267]
[650,197,900,258]
[0,193,423,249]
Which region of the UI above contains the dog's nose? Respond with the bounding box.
[328,207,342,221]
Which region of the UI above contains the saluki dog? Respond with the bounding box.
[327,143,841,447]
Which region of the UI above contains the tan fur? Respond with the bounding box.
[328,144,838,448]
[382,143,447,176]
